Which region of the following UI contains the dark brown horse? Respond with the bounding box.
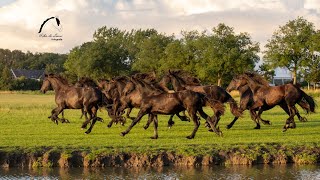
[159,70,242,128]
[120,90,225,139]
[226,75,310,129]
[98,76,132,124]
[232,72,315,131]
[114,74,190,128]
[40,74,105,134]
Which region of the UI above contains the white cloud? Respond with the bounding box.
[0,0,319,54]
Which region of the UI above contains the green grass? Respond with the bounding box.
[0,91,319,154]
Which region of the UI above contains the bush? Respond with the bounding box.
[10,77,42,91]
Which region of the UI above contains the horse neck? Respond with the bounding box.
[245,78,262,93]
[171,76,186,91]
[238,84,251,95]
[134,79,162,95]
[49,78,69,93]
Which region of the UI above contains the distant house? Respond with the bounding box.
[271,68,292,85]
[11,69,45,81]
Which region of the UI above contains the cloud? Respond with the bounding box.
[0,0,319,54]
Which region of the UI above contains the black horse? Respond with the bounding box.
[120,89,225,139]
[232,72,315,131]
[158,70,242,129]
[40,74,106,134]
[226,74,310,129]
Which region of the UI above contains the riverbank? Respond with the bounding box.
[1,144,319,168]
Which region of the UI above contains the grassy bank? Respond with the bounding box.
[0,91,319,166]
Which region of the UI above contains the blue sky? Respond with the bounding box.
[0,0,319,54]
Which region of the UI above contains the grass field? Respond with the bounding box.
[0,91,319,154]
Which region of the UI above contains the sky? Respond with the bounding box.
[0,0,319,54]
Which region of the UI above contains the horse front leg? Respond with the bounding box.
[126,108,135,120]
[283,105,297,132]
[250,109,260,129]
[257,108,271,125]
[226,116,239,129]
[186,110,200,139]
[120,109,147,137]
[144,114,153,130]
[50,106,64,125]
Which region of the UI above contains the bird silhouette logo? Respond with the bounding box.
[38,16,62,33]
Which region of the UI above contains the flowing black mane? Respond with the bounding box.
[241,72,270,87]
[169,70,201,86]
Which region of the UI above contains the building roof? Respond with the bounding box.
[11,69,45,80]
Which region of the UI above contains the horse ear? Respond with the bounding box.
[44,74,48,77]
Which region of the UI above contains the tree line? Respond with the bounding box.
[0,17,319,90]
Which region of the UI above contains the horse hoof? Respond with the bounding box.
[85,131,90,134]
[208,129,213,132]
[186,135,194,139]
[120,132,126,137]
[226,125,232,129]
[150,136,158,139]
[143,126,149,130]
[254,126,260,129]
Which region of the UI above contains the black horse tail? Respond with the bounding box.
[226,95,242,118]
[300,90,316,113]
[203,96,225,116]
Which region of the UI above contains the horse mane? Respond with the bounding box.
[242,72,270,87]
[112,76,129,82]
[47,74,69,85]
[169,69,201,86]
[131,72,156,83]
[77,77,98,87]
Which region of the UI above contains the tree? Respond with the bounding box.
[264,17,316,84]
[65,27,131,80]
[303,30,320,88]
[196,24,259,86]
[132,33,174,72]
[258,63,275,82]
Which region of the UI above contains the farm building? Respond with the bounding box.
[271,68,293,85]
[10,69,44,81]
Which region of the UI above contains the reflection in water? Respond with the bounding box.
[1,164,320,179]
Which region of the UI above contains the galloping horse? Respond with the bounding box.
[231,72,315,131]
[120,89,225,139]
[40,74,105,134]
[158,70,242,128]
[226,74,310,129]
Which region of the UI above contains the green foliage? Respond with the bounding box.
[10,77,42,91]
[196,24,259,86]
[132,33,174,72]
[258,63,275,82]
[264,17,317,84]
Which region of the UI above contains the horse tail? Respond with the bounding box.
[226,94,243,117]
[203,96,225,116]
[300,90,316,113]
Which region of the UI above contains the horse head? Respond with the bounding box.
[40,74,51,93]
[226,75,247,92]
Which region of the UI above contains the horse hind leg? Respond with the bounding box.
[186,109,200,139]
[151,115,158,139]
[283,105,297,132]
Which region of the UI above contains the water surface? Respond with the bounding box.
[1,164,320,179]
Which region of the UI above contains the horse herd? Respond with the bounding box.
[40,70,316,139]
